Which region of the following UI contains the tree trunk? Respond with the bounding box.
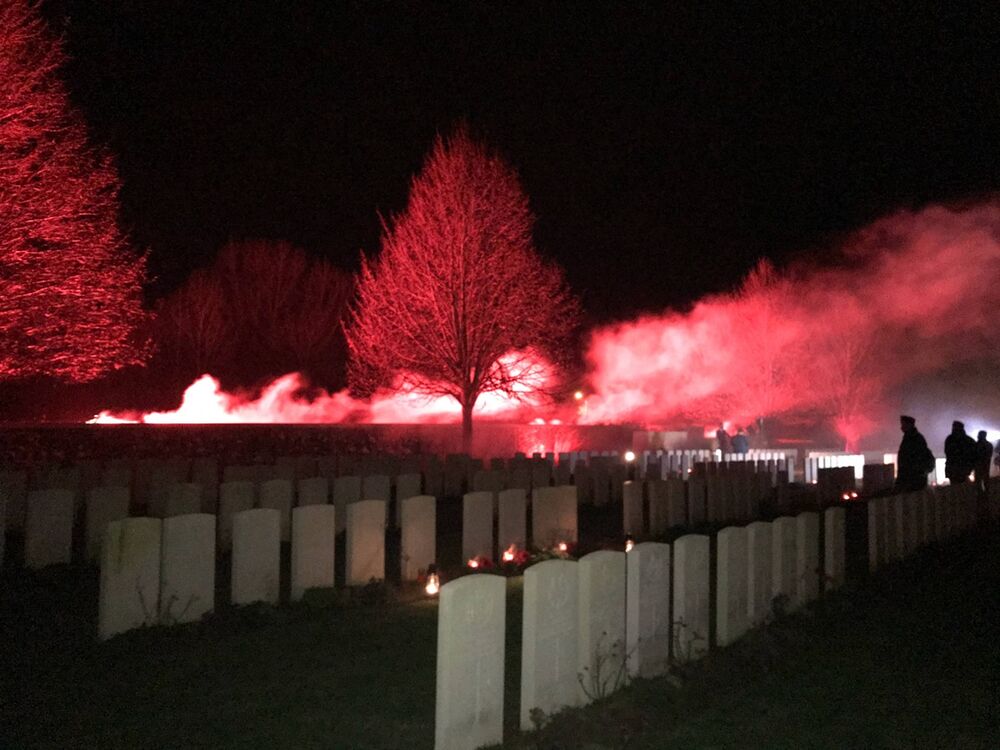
[461,399,474,453]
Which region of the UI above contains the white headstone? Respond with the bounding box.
[622,480,644,535]
[716,526,749,646]
[532,485,578,549]
[687,476,706,525]
[577,550,627,703]
[435,574,506,750]
[297,476,329,506]
[362,474,391,504]
[521,559,579,728]
[25,489,75,569]
[258,478,293,542]
[395,472,423,525]
[333,475,362,534]
[746,520,773,626]
[99,517,162,639]
[346,499,385,585]
[291,505,337,600]
[795,512,820,607]
[462,491,494,562]
[231,508,281,605]
[824,506,846,590]
[771,516,797,610]
[85,485,130,560]
[705,475,724,523]
[498,488,527,554]
[218,481,255,553]
[400,495,436,581]
[160,514,215,623]
[626,541,671,678]
[672,534,710,662]
[164,483,202,518]
[665,478,687,528]
[646,479,668,534]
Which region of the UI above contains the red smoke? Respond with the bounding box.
[582,200,1000,448]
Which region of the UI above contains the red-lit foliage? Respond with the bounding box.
[0,0,148,382]
[346,127,580,445]
[155,240,353,384]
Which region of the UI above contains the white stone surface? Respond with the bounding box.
[795,512,820,607]
[672,534,710,662]
[771,516,797,608]
[400,495,436,581]
[85,485,130,560]
[297,476,329,506]
[291,505,337,600]
[160,514,215,623]
[25,489,75,569]
[521,559,579,728]
[435,574,506,750]
[333,475,362,534]
[258,478,293,541]
[395,472,423,524]
[626,541,671,678]
[99,517,162,639]
[498,489,527,553]
[824,506,846,590]
[716,526,749,646]
[231,508,281,605]
[164,483,202,518]
[346,499,386,585]
[462,491,494,562]
[218,481,255,553]
[622,480,644,535]
[577,550,627,703]
[746,521,773,625]
[532,485,578,549]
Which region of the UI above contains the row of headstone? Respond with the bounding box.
[861,463,896,496]
[623,474,773,535]
[804,453,863,485]
[435,506,844,749]
[815,466,857,505]
[460,486,578,562]
[639,450,794,482]
[867,482,981,571]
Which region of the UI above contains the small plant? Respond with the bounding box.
[577,631,632,702]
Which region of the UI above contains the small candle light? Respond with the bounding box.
[624,450,636,463]
[467,558,480,569]
[625,534,635,553]
[425,565,440,596]
[502,545,516,563]
[574,390,584,401]
[557,541,568,553]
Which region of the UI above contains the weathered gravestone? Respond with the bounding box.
[746,520,773,626]
[824,506,846,590]
[160,513,216,623]
[532,485,578,549]
[521,559,578,729]
[435,574,506,750]
[296,476,329,506]
[497,488,527,553]
[577,550,627,704]
[231,508,281,605]
[218,481,255,553]
[85,485,130,561]
[646,479,668,535]
[665,477,687,528]
[795,512,820,608]
[462,491,494,562]
[396,471,423,504]
[400,495,436,581]
[622,480,644,535]
[362,474,391,504]
[771,516,797,610]
[99,517,162,640]
[164,483,202,518]
[626,541,671,678]
[705,475,724,523]
[258,478,293,541]
[716,526,749,646]
[291,505,337,600]
[346,499,386,585]
[333,475,362,534]
[672,534,710,662]
[25,489,75,569]
[687,476,707,525]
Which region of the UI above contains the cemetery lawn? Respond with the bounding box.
[0,530,997,749]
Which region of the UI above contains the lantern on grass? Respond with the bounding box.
[425,564,440,596]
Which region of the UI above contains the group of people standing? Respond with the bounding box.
[896,415,996,494]
[715,425,749,455]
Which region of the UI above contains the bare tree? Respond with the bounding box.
[155,269,229,374]
[346,127,580,446]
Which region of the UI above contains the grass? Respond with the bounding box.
[2,525,998,749]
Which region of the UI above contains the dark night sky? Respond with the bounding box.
[43,1,1000,323]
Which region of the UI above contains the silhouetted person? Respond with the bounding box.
[944,420,976,484]
[896,415,933,491]
[974,430,992,496]
[732,428,749,455]
[716,425,732,454]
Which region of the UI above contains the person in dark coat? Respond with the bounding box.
[715,425,732,455]
[944,420,976,484]
[731,427,749,454]
[974,430,992,496]
[896,415,933,491]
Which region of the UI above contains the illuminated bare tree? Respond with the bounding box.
[155,269,229,374]
[0,0,149,381]
[346,127,580,446]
